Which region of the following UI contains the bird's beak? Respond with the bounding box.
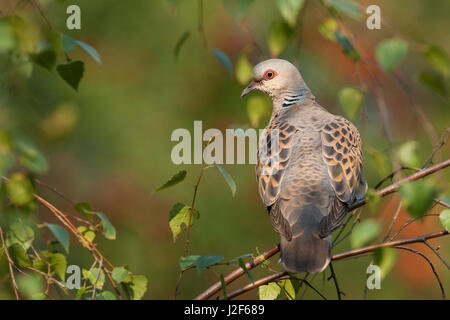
[241,81,258,98]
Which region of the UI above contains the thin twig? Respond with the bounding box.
[374,166,418,190]
[423,240,450,270]
[0,225,19,300]
[328,262,343,300]
[421,126,450,168]
[394,246,446,300]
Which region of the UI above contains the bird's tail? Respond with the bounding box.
[279,231,331,274]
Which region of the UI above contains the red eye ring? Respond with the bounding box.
[263,70,277,80]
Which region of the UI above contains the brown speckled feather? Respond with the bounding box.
[257,102,366,241]
[318,116,367,236]
[247,58,367,273]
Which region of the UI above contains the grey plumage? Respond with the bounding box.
[242,59,367,274]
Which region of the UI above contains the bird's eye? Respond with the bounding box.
[264,70,276,80]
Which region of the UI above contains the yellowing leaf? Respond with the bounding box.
[268,21,293,57]
[338,87,363,121]
[319,18,339,41]
[169,203,199,242]
[276,0,305,27]
[439,209,450,230]
[397,141,421,168]
[423,45,449,76]
[373,247,396,280]
[258,282,281,300]
[235,52,253,85]
[246,95,271,128]
[5,173,34,206]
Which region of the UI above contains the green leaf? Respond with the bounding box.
[77,225,96,246]
[439,209,450,230]
[74,202,94,220]
[275,0,305,27]
[10,244,31,268]
[235,52,253,85]
[32,258,47,273]
[97,291,116,300]
[373,247,396,280]
[16,138,49,174]
[179,255,201,270]
[45,223,70,254]
[419,71,447,96]
[17,274,44,300]
[56,60,85,91]
[31,50,56,70]
[5,173,34,206]
[0,21,15,53]
[6,221,34,250]
[50,252,67,281]
[154,170,187,192]
[220,274,227,299]
[376,38,409,73]
[76,40,101,65]
[62,34,76,52]
[214,164,237,197]
[399,181,438,219]
[258,282,281,300]
[82,268,105,289]
[351,220,380,248]
[195,255,224,274]
[125,275,148,300]
[327,0,362,20]
[366,188,381,213]
[279,279,296,300]
[338,87,363,121]
[96,212,116,240]
[0,130,14,175]
[268,21,293,57]
[169,203,199,243]
[112,267,130,283]
[76,287,85,300]
[213,49,233,75]
[179,255,224,274]
[319,18,339,41]
[397,141,421,168]
[238,258,254,283]
[174,31,190,61]
[222,0,255,23]
[335,31,360,62]
[246,95,271,127]
[423,45,449,76]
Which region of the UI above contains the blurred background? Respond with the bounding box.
[0,0,449,299]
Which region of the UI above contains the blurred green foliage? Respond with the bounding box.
[0,0,449,300]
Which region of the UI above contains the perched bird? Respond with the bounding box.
[241,59,367,274]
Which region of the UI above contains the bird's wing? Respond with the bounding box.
[318,116,367,237]
[257,119,297,240]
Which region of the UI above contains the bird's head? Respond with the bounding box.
[240,59,310,101]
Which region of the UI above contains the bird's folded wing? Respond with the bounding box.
[318,116,367,237]
[257,120,298,238]
[257,120,297,207]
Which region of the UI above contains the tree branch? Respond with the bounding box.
[195,159,450,300]
[202,230,449,300]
